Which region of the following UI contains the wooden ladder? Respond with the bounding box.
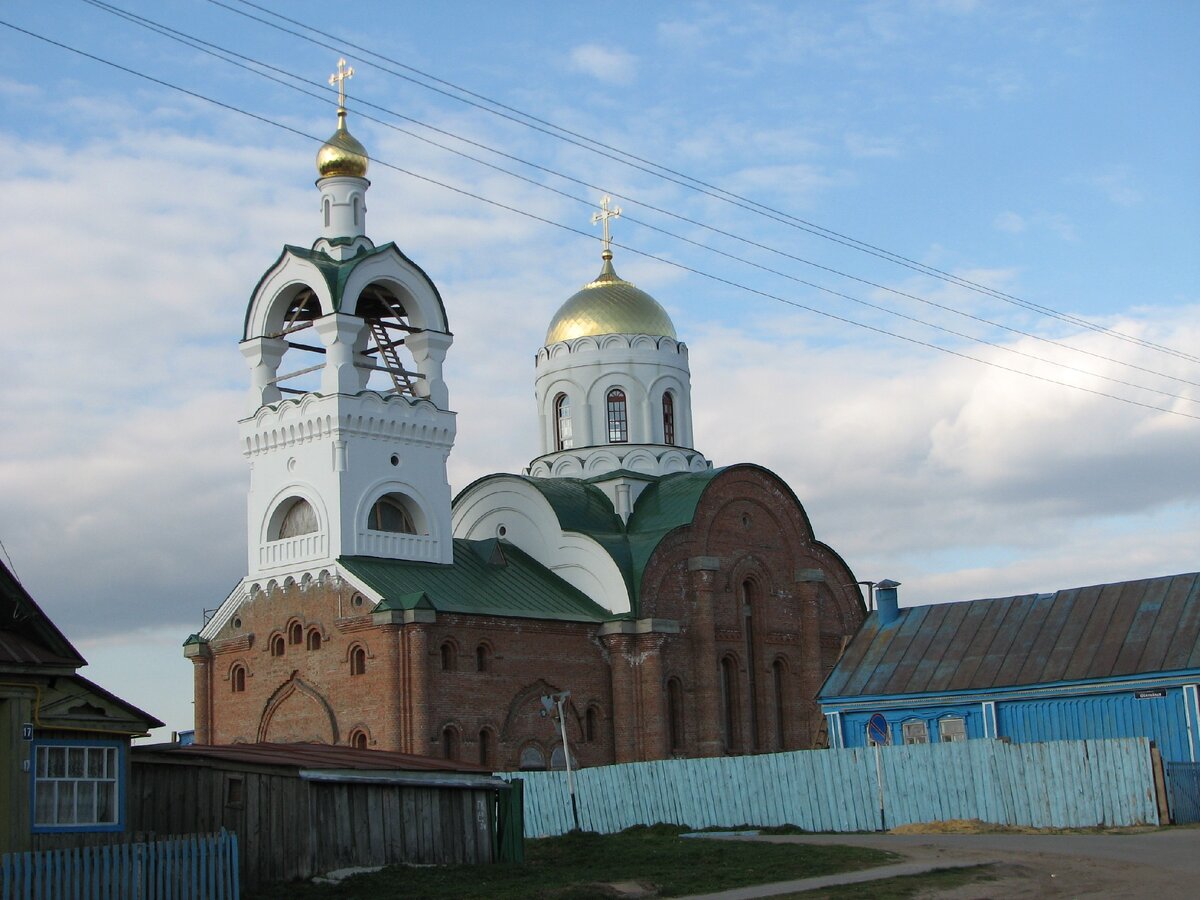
[366,318,416,395]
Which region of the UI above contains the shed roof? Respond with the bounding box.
[340,539,611,623]
[821,572,1200,700]
[133,741,491,773]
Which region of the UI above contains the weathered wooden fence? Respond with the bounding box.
[1,831,238,900]
[502,738,1160,837]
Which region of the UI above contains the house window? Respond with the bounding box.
[270,635,285,657]
[367,494,417,534]
[231,664,246,693]
[554,393,573,451]
[306,629,322,651]
[902,720,929,745]
[288,621,302,645]
[33,742,122,832]
[662,391,675,445]
[939,717,967,743]
[350,645,366,676]
[606,389,628,443]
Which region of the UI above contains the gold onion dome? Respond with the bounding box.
[545,250,677,345]
[316,109,369,178]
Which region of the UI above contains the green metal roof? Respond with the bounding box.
[339,539,611,623]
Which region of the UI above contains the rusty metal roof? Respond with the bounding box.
[133,741,492,773]
[821,572,1200,699]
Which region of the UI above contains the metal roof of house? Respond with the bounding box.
[821,572,1200,700]
[340,539,612,623]
[0,560,85,668]
[133,741,491,774]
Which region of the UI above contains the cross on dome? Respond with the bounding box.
[329,58,355,111]
[591,195,622,259]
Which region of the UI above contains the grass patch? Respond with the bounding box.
[246,825,897,900]
[787,864,999,898]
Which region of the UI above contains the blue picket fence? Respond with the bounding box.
[1,831,238,900]
[502,737,1159,837]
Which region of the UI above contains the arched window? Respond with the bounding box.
[476,644,490,673]
[549,745,569,770]
[350,729,368,750]
[277,498,318,539]
[666,678,684,752]
[606,389,628,443]
[231,664,246,693]
[519,745,546,771]
[440,641,456,672]
[352,196,361,227]
[478,729,493,767]
[288,621,302,645]
[773,659,786,751]
[585,707,598,743]
[662,391,676,445]
[367,493,417,534]
[442,726,459,761]
[270,635,285,657]
[554,393,573,451]
[741,579,761,752]
[306,629,322,651]
[721,656,739,751]
[350,645,366,676]
[323,198,330,228]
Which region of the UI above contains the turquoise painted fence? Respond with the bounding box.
[502,738,1159,838]
[1,831,238,900]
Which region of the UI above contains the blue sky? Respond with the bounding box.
[1,1,1197,739]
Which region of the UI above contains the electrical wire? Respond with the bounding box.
[211,0,1200,367]
[3,17,1198,423]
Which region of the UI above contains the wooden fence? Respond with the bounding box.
[1,831,238,900]
[503,738,1160,838]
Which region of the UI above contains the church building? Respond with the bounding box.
[185,66,865,769]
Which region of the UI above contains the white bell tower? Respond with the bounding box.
[238,62,456,579]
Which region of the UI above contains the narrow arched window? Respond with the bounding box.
[350,645,366,676]
[662,391,676,445]
[773,659,786,751]
[350,729,368,750]
[368,494,417,534]
[441,641,456,672]
[554,393,573,451]
[323,198,330,228]
[476,644,489,672]
[721,656,739,751]
[585,707,598,743]
[307,629,322,651]
[667,678,684,752]
[231,665,246,693]
[606,389,628,443]
[270,635,285,657]
[352,196,361,226]
[288,621,302,645]
[479,729,492,767]
[442,726,459,761]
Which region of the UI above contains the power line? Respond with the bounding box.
[3,17,1198,423]
[211,0,1200,367]
[67,1,1200,403]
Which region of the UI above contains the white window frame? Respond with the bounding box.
[901,720,929,745]
[32,740,123,833]
[939,716,967,743]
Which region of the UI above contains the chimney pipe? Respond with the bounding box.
[875,579,901,625]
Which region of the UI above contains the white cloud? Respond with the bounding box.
[994,211,1026,233]
[567,44,637,85]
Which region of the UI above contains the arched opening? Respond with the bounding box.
[772,658,786,750]
[585,707,598,743]
[350,645,366,676]
[662,391,676,445]
[367,493,419,534]
[231,664,246,693]
[288,621,302,645]
[440,641,456,672]
[666,677,684,753]
[307,629,322,651]
[478,728,494,767]
[606,388,628,443]
[518,745,546,771]
[323,198,330,228]
[720,655,739,752]
[741,579,761,751]
[270,635,285,657]
[554,393,573,451]
[549,745,569,770]
[354,282,421,396]
[349,729,368,750]
[475,643,490,673]
[275,498,318,539]
[442,725,460,761]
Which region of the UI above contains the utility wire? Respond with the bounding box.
[76,0,1200,402]
[4,17,1198,423]
[211,0,1200,366]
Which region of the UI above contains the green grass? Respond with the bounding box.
[246,825,898,900]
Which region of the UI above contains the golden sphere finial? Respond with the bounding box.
[316,58,369,178]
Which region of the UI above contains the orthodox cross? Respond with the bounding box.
[591,195,622,255]
[329,58,355,110]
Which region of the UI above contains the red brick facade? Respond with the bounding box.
[191,465,863,769]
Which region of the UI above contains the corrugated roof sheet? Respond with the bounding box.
[822,572,1200,699]
[340,539,611,622]
[134,741,490,773]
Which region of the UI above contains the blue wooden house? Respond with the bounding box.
[819,574,1200,762]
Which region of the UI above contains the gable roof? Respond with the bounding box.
[134,741,490,774]
[0,560,85,669]
[821,572,1200,700]
[340,539,612,623]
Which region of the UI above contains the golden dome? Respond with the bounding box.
[316,110,369,178]
[545,252,677,345]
